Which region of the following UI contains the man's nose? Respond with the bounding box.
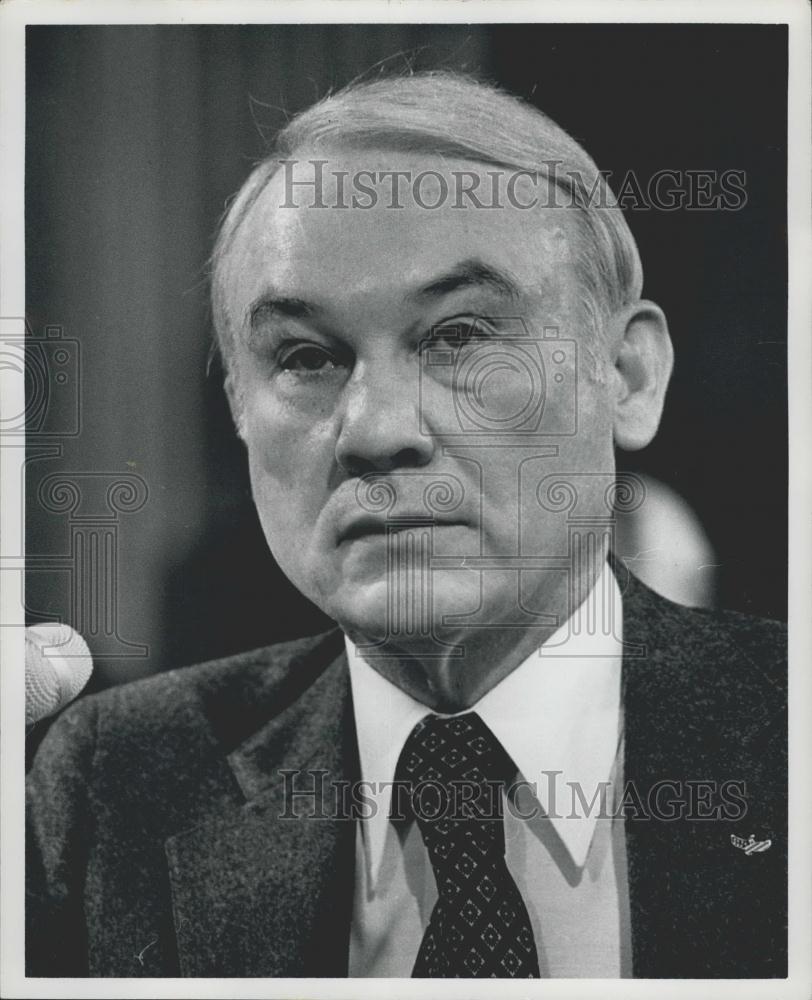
[335,361,435,476]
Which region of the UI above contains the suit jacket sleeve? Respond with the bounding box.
[26,697,99,976]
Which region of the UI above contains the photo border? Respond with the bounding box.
[2,2,809,998]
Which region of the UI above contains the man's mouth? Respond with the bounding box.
[338,516,465,546]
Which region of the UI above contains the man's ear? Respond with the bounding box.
[224,368,247,442]
[608,300,674,451]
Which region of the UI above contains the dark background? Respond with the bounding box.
[25,24,788,689]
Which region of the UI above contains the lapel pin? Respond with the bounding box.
[731,833,771,855]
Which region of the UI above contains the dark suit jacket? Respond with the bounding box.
[26,571,787,978]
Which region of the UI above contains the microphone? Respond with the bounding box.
[25,623,93,726]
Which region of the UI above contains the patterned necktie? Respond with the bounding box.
[396,711,540,978]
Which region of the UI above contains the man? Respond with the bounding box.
[26,71,786,979]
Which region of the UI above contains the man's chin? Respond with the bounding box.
[323,571,482,646]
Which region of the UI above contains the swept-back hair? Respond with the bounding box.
[211,70,643,373]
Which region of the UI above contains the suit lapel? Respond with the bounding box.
[164,646,359,977]
[621,570,700,977]
[620,568,785,977]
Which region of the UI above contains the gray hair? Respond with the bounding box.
[211,70,643,376]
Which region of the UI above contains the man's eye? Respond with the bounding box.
[279,344,339,373]
[433,316,493,346]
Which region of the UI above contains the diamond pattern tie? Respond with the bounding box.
[396,712,540,978]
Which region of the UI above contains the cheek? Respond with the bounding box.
[575,387,616,461]
[246,444,296,524]
[241,390,333,538]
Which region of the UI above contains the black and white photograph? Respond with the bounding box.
[1,1,810,996]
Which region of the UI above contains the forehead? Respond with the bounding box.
[220,150,581,325]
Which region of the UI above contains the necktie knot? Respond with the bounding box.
[401,712,513,785]
[397,712,513,856]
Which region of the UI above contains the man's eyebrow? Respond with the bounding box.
[248,294,316,325]
[413,258,521,302]
[245,258,520,326]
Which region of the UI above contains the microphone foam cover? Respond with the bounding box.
[25,623,93,726]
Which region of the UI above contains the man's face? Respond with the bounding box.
[220,151,617,646]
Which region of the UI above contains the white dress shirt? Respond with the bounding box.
[345,562,632,977]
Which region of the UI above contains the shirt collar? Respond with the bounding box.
[346,561,623,886]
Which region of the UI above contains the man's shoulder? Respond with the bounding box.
[646,581,783,644]
[624,568,785,649]
[46,625,346,759]
[694,600,786,662]
[622,570,787,708]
